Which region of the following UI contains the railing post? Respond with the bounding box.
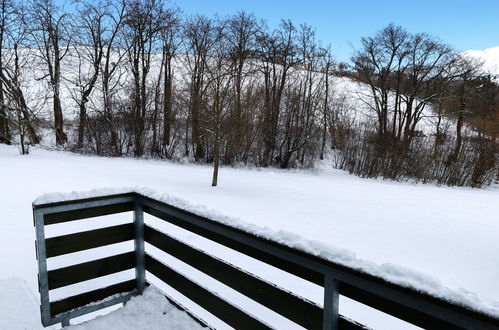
[34,208,52,327]
[61,316,70,327]
[133,198,145,294]
[323,274,339,330]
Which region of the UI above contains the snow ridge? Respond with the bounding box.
[463,46,499,75]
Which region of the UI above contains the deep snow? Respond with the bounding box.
[66,287,204,330]
[1,144,499,329]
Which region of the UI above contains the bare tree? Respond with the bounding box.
[223,11,260,162]
[0,0,12,144]
[352,24,453,150]
[320,46,334,160]
[446,55,484,163]
[72,0,108,149]
[158,6,181,154]
[100,0,127,154]
[352,24,410,143]
[29,0,72,145]
[0,2,40,153]
[399,33,453,147]
[203,24,232,186]
[182,15,219,161]
[279,24,323,168]
[257,20,297,166]
[124,0,166,156]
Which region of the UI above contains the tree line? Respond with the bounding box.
[0,0,496,187]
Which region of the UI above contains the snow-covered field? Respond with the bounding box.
[1,144,498,329]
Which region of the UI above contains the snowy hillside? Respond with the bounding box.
[1,144,498,329]
[7,47,448,145]
[463,46,499,75]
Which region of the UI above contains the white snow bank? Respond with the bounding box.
[0,278,43,330]
[34,187,499,319]
[66,286,204,330]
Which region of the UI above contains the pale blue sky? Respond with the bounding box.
[177,0,499,62]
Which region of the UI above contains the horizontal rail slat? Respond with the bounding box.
[145,225,322,329]
[43,202,134,225]
[46,223,135,258]
[145,254,271,330]
[47,252,135,290]
[141,199,324,285]
[338,316,370,330]
[340,282,462,330]
[50,280,137,316]
[33,193,136,209]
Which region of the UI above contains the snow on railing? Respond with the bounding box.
[33,189,499,329]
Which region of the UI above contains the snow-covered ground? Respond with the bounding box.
[1,144,498,329]
[0,278,41,329]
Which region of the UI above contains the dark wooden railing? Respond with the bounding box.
[33,192,499,329]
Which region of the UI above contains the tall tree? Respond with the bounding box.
[72,0,107,149]
[399,33,452,147]
[447,55,484,163]
[320,46,333,160]
[352,24,453,148]
[224,11,260,162]
[352,24,410,143]
[124,0,167,156]
[279,24,323,168]
[0,1,40,152]
[30,0,72,145]
[158,6,180,154]
[204,24,232,186]
[257,20,297,166]
[101,0,127,154]
[183,15,219,161]
[0,0,12,144]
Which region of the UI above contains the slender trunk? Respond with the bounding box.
[450,112,464,163]
[212,135,219,186]
[434,98,444,156]
[191,76,204,161]
[53,44,66,145]
[0,82,9,144]
[77,103,85,148]
[320,64,330,160]
[448,81,467,164]
[162,54,173,149]
[0,46,10,144]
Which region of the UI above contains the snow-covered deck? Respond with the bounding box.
[65,287,204,330]
[0,278,204,330]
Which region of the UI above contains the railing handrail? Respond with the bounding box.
[33,192,499,329]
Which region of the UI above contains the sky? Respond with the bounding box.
[176,0,499,62]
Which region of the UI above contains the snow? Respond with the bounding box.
[66,287,204,330]
[463,46,499,75]
[0,278,42,330]
[1,144,499,329]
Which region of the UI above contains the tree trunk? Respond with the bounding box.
[0,85,10,144]
[77,102,85,148]
[162,55,173,150]
[212,136,219,186]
